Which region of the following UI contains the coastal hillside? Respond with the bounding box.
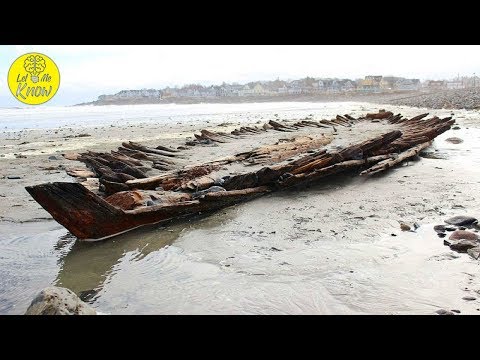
[79,75,423,106]
[81,90,427,107]
[80,89,480,110]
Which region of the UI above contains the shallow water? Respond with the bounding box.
[1,103,480,314]
[0,101,366,132]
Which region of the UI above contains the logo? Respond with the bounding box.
[7,52,60,105]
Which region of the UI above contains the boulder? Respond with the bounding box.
[25,286,96,315]
[449,239,478,252]
[445,216,478,226]
[449,230,479,241]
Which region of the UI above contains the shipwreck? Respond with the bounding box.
[25,110,454,241]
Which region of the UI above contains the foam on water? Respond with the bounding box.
[0,102,363,131]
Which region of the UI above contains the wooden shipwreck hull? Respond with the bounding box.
[25,110,455,241]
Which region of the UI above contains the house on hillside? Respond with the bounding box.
[267,79,287,94]
[252,83,268,95]
[380,77,399,90]
[358,75,382,92]
[202,87,217,97]
[163,87,179,97]
[107,89,161,99]
[218,84,241,96]
[238,84,254,96]
[319,79,333,92]
[278,85,288,94]
[395,79,421,91]
[287,86,302,95]
[329,80,342,93]
[446,80,464,90]
[329,79,356,93]
[262,82,282,95]
[342,80,356,92]
[315,80,326,92]
[425,80,446,89]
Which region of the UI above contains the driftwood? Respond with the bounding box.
[25,110,455,241]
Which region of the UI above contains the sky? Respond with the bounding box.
[0,45,479,107]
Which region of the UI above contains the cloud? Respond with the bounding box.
[1,45,479,106]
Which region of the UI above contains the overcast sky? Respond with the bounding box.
[0,45,479,107]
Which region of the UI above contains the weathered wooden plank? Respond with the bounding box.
[360,141,432,176]
[123,142,179,157]
[366,111,393,120]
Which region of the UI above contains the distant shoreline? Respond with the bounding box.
[75,88,480,110]
[76,91,422,107]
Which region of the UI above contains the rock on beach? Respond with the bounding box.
[24,286,96,315]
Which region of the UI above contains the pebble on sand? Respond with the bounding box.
[400,223,411,231]
[445,137,464,144]
[436,309,455,315]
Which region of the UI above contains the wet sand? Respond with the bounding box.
[1,102,480,314]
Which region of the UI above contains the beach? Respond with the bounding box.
[1,101,480,314]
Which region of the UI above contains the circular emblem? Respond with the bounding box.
[7,52,60,105]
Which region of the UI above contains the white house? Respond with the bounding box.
[238,85,254,96]
[278,85,288,94]
[287,88,302,95]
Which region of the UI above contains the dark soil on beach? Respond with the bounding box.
[386,88,480,110]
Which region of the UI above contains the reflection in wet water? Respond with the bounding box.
[0,222,67,314]
[54,209,240,303]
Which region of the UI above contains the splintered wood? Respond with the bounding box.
[26,109,455,240]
